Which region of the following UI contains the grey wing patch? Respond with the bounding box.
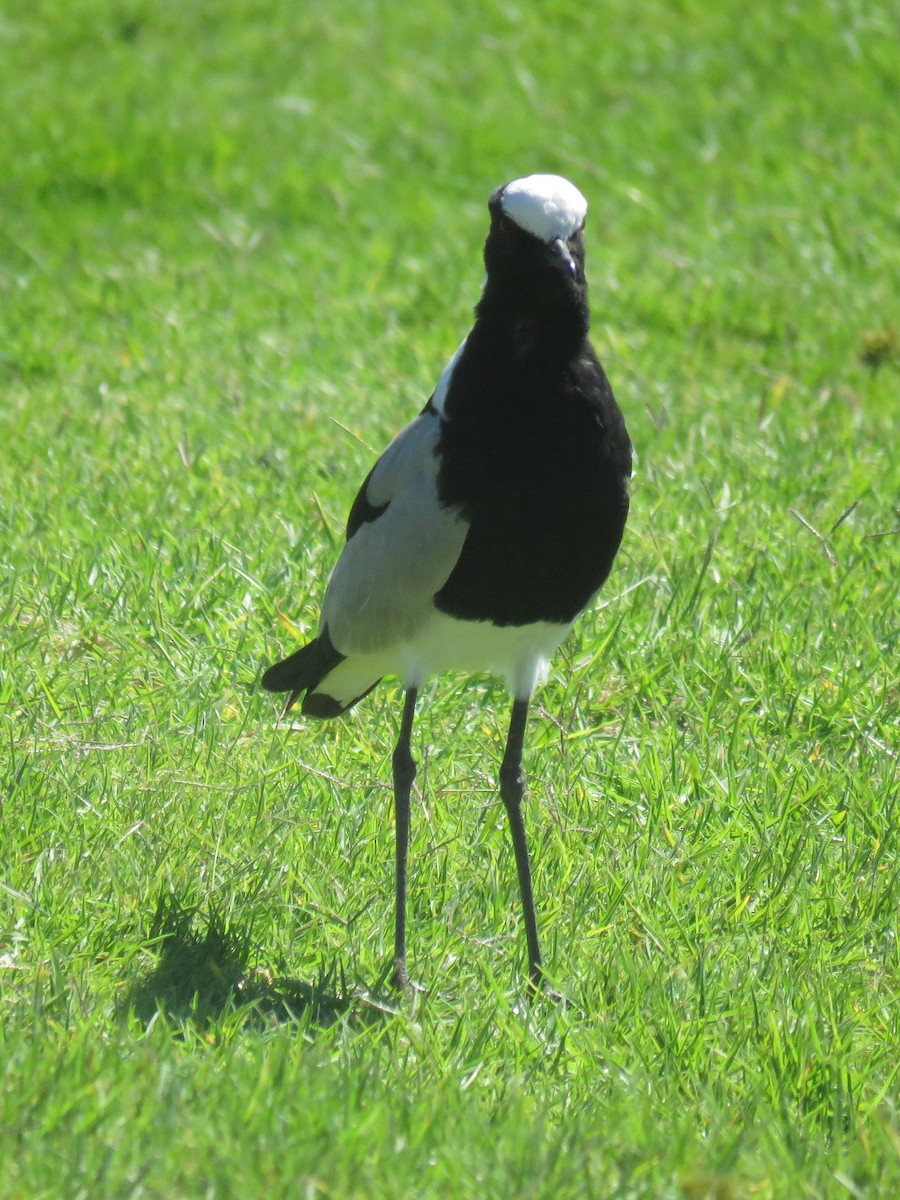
[322,410,469,655]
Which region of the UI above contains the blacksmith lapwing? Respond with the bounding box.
[263,174,632,993]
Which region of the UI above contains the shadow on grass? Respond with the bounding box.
[125,894,396,1031]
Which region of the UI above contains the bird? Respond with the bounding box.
[263,173,632,994]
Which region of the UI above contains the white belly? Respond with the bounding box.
[321,612,571,707]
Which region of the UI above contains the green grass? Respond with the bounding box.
[2,0,899,1195]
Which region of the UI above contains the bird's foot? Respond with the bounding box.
[389,956,423,993]
[390,956,408,991]
[527,965,563,1004]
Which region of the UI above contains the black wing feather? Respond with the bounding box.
[261,627,344,711]
[345,465,389,540]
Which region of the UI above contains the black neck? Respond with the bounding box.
[473,275,590,364]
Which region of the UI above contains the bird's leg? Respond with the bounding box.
[391,686,418,990]
[499,697,543,994]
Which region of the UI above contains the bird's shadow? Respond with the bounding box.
[124,894,397,1032]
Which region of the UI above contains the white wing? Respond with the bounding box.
[321,408,469,656]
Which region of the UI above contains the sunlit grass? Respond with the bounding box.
[1,0,898,1196]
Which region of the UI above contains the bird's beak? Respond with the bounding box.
[550,237,577,277]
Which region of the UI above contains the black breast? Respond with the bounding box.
[434,346,631,627]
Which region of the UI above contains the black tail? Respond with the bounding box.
[261,629,344,715]
[262,627,381,719]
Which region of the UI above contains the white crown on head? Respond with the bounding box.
[500,175,587,242]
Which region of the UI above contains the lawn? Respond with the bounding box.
[1,0,898,1196]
